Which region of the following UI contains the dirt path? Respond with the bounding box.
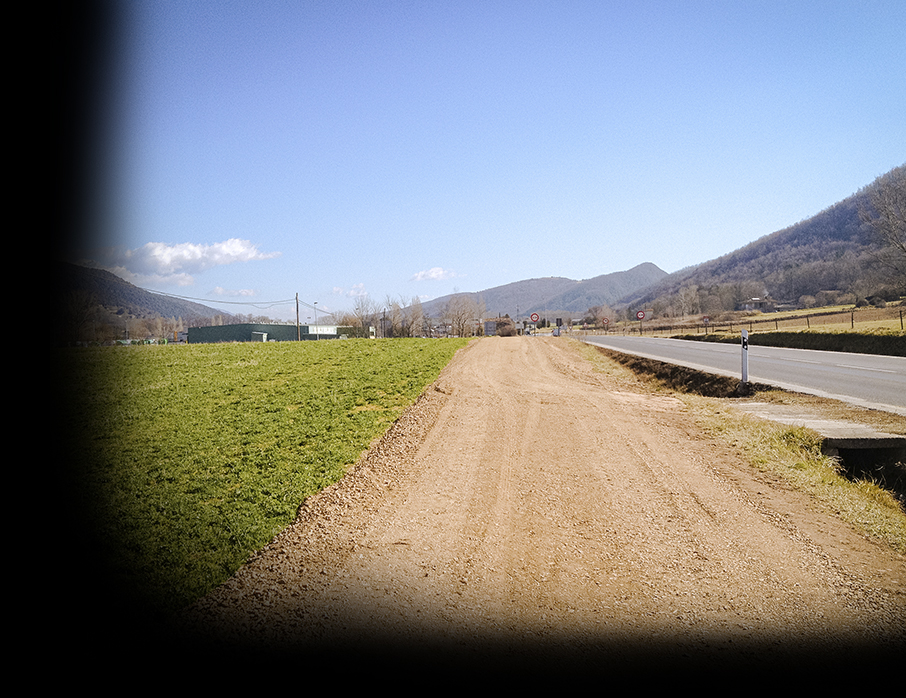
[181,337,905,668]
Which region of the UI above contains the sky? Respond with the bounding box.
[77,0,906,321]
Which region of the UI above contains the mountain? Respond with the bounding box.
[543,263,669,312]
[57,262,230,321]
[421,263,668,318]
[616,164,905,314]
[420,164,903,323]
[60,165,903,337]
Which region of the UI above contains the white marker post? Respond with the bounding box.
[741,329,749,384]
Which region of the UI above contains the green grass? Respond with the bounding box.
[62,338,469,613]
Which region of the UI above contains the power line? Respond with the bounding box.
[149,289,297,310]
[148,289,334,319]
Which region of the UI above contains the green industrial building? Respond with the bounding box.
[187,323,354,343]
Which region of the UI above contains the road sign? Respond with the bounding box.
[636,310,646,321]
[530,313,540,323]
[602,318,610,325]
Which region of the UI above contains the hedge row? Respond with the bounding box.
[672,331,905,357]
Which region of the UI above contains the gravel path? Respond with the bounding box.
[179,337,905,670]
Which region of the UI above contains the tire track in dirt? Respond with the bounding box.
[180,337,906,669]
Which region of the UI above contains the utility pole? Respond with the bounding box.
[296,293,300,341]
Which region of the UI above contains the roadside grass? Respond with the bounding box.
[689,399,906,555]
[571,338,906,554]
[62,338,469,613]
[855,319,906,332]
[572,339,647,386]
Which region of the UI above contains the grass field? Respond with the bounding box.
[62,338,470,613]
[573,302,905,355]
[569,303,904,338]
[654,303,905,335]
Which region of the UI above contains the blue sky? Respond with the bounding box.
[82,1,905,321]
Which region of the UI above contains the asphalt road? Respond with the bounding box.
[582,335,906,416]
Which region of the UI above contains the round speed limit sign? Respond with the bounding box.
[530,313,540,323]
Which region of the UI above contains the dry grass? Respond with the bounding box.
[749,389,906,435]
[571,338,906,554]
[595,302,905,336]
[688,397,906,554]
[572,338,650,387]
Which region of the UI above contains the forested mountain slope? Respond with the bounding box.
[618,165,904,316]
[60,262,230,321]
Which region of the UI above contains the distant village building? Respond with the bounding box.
[187,323,349,343]
[736,298,775,312]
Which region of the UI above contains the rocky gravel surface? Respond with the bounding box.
[177,337,906,672]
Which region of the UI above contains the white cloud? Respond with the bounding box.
[97,238,280,285]
[211,287,258,297]
[333,283,368,298]
[99,266,197,287]
[411,267,457,282]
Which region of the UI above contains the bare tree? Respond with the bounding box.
[407,296,425,337]
[384,295,409,338]
[677,285,699,318]
[587,303,616,327]
[860,165,906,287]
[352,295,378,337]
[333,310,359,328]
[445,293,477,337]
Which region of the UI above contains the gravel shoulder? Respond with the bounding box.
[179,337,906,670]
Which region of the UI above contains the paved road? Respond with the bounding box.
[582,335,906,415]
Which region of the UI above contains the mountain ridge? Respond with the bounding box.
[60,164,904,337]
[420,262,668,318]
[59,261,236,323]
[616,164,904,314]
